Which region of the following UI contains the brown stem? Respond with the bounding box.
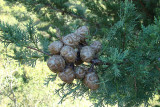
[91,58,112,66]
[122,32,126,51]
[133,0,153,19]
[140,0,151,17]
[134,77,137,92]
[26,46,51,56]
[91,58,127,70]
[33,3,101,28]
[91,58,112,70]
[88,63,95,73]
[0,39,52,56]
[55,28,62,41]
[156,66,160,71]
[44,3,87,22]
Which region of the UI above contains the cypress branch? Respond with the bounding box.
[26,46,51,56]
[0,0,160,106]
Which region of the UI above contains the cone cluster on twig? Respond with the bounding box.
[47,26,102,90]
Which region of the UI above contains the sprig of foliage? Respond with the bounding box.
[0,20,51,66]
[44,74,57,86]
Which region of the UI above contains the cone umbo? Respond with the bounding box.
[47,55,65,73]
[75,66,86,79]
[60,46,77,63]
[80,46,95,62]
[48,41,63,55]
[84,72,99,90]
[58,66,75,83]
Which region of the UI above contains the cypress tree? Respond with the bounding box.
[0,0,160,106]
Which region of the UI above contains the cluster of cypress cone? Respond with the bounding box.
[47,26,101,90]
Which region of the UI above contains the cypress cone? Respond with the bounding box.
[80,46,95,62]
[74,26,88,42]
[48,41,63,55]
[90,41,102,54]
[62,33,80,48]
[84,72,99,90]
[60,46,77,63]
[75,66,86,79]
[47,55,65,73]
[58,67,75,83]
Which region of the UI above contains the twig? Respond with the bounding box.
[134,77,137,92]
[10,80,17,107]
[55,28,62,40]
[156,66,160,71]
[88,63,95,73]
[122,32,126,51]
[91,58,128,71]
[0,39,51,57]
[58,85,80,104]
[91,58,114,66]
[139,0,153,19]
[26,46,51,56]
[34,3,102,28]
[132,0,153,19]
[93,27,98,36]
[43,3,87,22]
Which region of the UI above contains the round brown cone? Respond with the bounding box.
[75,66,86,79]
[58,67,75,83]
[74,26,88,42]
[60,46,77,63]
[80,46,95,62]
[48,41,63,55]
[47,55,65,73]
[84,72,99,90]
[62,33,80,48]
[90,41,102,54]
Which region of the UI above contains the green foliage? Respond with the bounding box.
[0,0,160,106]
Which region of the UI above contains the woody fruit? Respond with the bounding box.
[74,26,89,42]
[80,46,95,62]
[47,55,65,73]
[60,46,77,63]
[84,72,99,90]
[48,41,63,55]
[75,66,86,79]
[62,33,80,48]
[58,66,75,83]
[90,41,102,54]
